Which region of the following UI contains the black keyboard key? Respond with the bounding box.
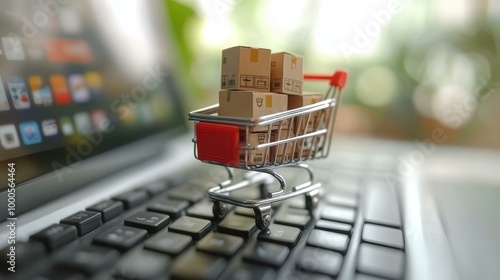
[144,231,192,256]
[362,223,404,249]
[357,243,404,279]
[224,263,276,280]
[113,249,171,280]
[147,198,189,219]
[258,224,301,247]
[234,207,256,217]
[30,224,78,252]
[93,225,147,252]
[243,241,290,267]
[141,181,169,196]
[168,216,212,240]
[274,208,311,230]
[364,182,402,228]
[60,211,102,236]
[57,245,120,275]
[0,241,45,272]
[308,229,350,254]
[124,211,170,233]
[187,200,215,220]
[112,190,149,209]
[87,200,124,222]
[197,232,243,257]
[168,184,205,204]
[170,250,226,280]
[321,205,356,224]
[217,214,257,239]
[296,246,343,277]
[315,219,352,235]
[325,192,358,208]
[33,269,87,280]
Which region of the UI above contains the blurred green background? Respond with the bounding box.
[165,0,499,149]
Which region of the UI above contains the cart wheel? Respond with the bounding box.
[254,205,272,230]
[212,201,227,220]
[305,189,320,213]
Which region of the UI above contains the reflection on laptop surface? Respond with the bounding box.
[1,1,500,280]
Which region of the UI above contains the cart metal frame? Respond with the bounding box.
[188,70,347,229]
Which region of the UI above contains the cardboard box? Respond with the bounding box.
[219,90,288,131]
[288,93,324,134]
[221,46,271,91]
[271,131,295,163]
[271,52,303,94]
[239,131,272,165]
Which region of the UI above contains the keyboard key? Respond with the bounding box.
[168,184,206,204]
[362,223,404,249]
[315,219,352,235]
[87,200,124,222]
[274,208,311,230]
[187,200,215,220]
[364,182,402,228]
[217,214,257,239]
[124,211,170,233]
[243,241,290,267]
[224,263,276,280]
[258,224,301,247]
[357,243,405,279]
[234,207,256,217]
[33,270,87,280]
[170,250,226,280]
[324,193,358,208]
[93,226,147,252]
[296,246,343,277]
[112,249,171,280]
[196,232,244,257]
[144,231,192,255]
[60,211,102,236]
[0,241,45,272]
[30,224,78,252]
[56,245,120,275]
[321,205,356,224]
[355,274,387,280]
[168,216,212,240]
[112,190,149,209]
[147,198,189,219]
[141,181,169,196]
[307,229,350,254]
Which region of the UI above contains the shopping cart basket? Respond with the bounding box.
[188,70,348,229]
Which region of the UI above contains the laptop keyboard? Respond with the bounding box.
[0,165,406,280]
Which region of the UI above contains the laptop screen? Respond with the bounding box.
[0,1,185,190]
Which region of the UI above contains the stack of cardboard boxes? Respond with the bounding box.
[219,46,323,165]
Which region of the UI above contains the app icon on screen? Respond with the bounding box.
[85,71,103,99]
[0,77,10,111]
[50,75,72,105]
[68,74,91,103]
[29,75,53,106]
[7,76,31,110]
[60,117,75,136]
[1,37,25,61]
[41,119,59,137]
[74,112,93,135]
[0,124,20,149]
[19,121,42,145]
[91,110,112,132]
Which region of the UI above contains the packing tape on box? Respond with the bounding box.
[266,95,272,108]
[250,48,259,62]
[292,55,297,69]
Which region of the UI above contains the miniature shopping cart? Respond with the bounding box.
[188,70,348,230]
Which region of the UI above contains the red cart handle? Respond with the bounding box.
[304,70,348,89]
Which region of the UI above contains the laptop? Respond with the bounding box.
[1,1,499,279]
